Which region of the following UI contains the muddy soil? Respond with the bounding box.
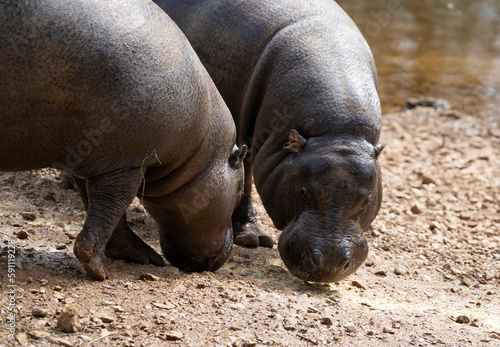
[1,104,499,346]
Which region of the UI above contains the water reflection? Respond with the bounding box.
[337,0,500,118]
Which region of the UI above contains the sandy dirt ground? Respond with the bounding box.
[1,104,499,346]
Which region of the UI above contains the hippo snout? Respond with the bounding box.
[278,214,369,283]
[160,223,234,273]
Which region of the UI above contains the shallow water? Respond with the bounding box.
[337,0,500,118]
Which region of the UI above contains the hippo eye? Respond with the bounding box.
[300,187,312,203]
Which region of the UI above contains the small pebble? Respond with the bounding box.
[32,308,49,317]
[456,315,470,324]
[410,203,423,214]
[16,230,29,239]
[351,280,366,290]
[375,270,387,277]
[165,331,184,341]
[307,306,319,313]
[139,273,160,281]
[394,267,407,276]
[461,277,472,287]
[97,313,114,323]
[383,327,395,334]
[113,305,126,313]
[320,317,333,326]
[283,325,296,331]
[345,324,357,332]
[21,212,37,221]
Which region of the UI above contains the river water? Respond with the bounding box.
[337,0,500,119]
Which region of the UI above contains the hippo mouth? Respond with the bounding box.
[278,213,368,283]
[205,223,234,271]
[160,223,234,273]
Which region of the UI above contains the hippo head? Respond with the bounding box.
[261,130,384,283]
[144,144,247,273]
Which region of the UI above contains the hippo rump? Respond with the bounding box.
[0,0,246,280]
[154,0,385,283]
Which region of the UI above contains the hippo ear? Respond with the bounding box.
[284,129,307,153]
[229,144,247,169]
[374,143,386,160]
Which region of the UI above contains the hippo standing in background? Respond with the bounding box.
[154,0,385,283]
[0,0,246,280]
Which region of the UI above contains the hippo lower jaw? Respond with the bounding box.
[205,224,234,272]
[278,214,369,283]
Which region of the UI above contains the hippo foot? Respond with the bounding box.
[105,219,165,266]
[234,222,274,248]
[74,236,109,281]
[82,256,110,281]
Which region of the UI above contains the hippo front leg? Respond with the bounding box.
[73,177,165,268]
[231,156,274,248]
[72,169,143,280]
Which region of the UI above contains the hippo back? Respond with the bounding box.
[0,0,234,182]
[154,0,380,147]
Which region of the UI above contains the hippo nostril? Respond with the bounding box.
[343,259,351,270]
[302,251,322,274]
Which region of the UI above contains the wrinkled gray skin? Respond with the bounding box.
[155,0,384,283]
[0,0,246,280]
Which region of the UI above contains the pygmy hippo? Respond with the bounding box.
[154,0,385,283]
[0,0,246,280]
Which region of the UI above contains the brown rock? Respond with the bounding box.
[57,304,81,333]
[419,173,438,185]
[461,277,472,287]
[394,267,407,276]
[16,230,29,239]
[411,203,423,214]
[456,315,470,324]
[165,331,184,341]
[320,317,333,326]
[97,313,114,323]
[351,280,367,290]
[21,212,37,221]
[32,308,49,317]
[139,273,160,281]
[283,324,296,331]
[383,327,395,334]
[307,306,319,313]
